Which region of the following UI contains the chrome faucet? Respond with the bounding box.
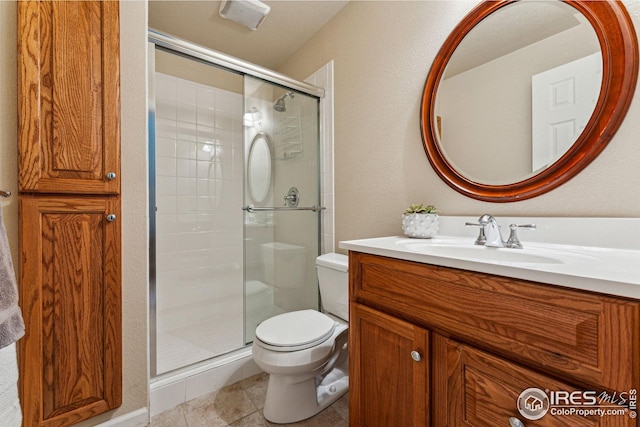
[478,214,505,247]
[468,214,537,249]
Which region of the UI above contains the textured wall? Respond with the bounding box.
[279,1,640,250]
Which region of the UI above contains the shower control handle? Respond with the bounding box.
[284,187,299,208]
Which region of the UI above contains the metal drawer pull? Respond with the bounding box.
[106,172,117,180]
[509,417,525,427]
[410,351,421,362]
[106,214,117,222]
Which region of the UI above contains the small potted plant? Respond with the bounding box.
[402,203,440,238]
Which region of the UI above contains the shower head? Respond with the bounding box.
[273,92,294,112]
[273,97,286,112]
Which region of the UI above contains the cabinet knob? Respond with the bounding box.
[410,350,422,362]
[106,214,117,222]
[106,172,117,180]
[508,417,525,427]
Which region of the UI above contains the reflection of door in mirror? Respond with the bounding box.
[435,0,600,185]
[531,52,601,172]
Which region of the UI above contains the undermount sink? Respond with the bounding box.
[397,237,602,265]
[403,241,562,264]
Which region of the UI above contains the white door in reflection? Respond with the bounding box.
[531,52,602,172]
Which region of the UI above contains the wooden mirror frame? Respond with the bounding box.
[421,0,638,202]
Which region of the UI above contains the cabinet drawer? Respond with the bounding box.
[433,335,633,427]
[349,252,640,391]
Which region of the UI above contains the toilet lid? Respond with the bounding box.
[255,310,336,350]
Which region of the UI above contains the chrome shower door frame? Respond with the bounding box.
[148,30,324,379]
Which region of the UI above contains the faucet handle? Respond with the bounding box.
[465,221,487,245]
[506,224,536,249]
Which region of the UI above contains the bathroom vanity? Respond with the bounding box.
[346,0,640,422]
[341,219,640,427]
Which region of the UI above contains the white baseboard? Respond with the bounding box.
[94,408,148,427]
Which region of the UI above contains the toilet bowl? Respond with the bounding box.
[251,253,349,424]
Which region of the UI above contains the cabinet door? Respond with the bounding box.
[433,334,632,427]
[18,1,120,194]
[350,303,430,427]
[18,196,122,427]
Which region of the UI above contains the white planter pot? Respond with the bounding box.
[402,213,439,238]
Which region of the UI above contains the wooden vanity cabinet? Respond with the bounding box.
[348,252,640,427]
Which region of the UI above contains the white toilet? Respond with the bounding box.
[251,252,349,424]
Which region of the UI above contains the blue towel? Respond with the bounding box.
[0,207,24,349]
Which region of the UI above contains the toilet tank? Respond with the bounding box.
[316,253,349,321]
[261,242,306,289]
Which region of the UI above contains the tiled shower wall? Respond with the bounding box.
[154,72,244,374]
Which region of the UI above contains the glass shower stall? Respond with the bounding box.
[148,30,323,377]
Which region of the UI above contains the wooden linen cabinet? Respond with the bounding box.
[17,1,122,426]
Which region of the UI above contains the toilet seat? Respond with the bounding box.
[255,310,336,352]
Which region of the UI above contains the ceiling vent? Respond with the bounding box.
[219,0,271,31]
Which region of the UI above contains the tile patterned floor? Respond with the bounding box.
[148,373,349,427]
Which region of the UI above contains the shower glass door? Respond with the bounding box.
[151,48,245,375]
[149,37,323,377]
[243,76,321,343]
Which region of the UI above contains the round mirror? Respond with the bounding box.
[248,132,272,203]
[421,0,638,202]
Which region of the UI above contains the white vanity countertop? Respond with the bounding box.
[339,216,640,300]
